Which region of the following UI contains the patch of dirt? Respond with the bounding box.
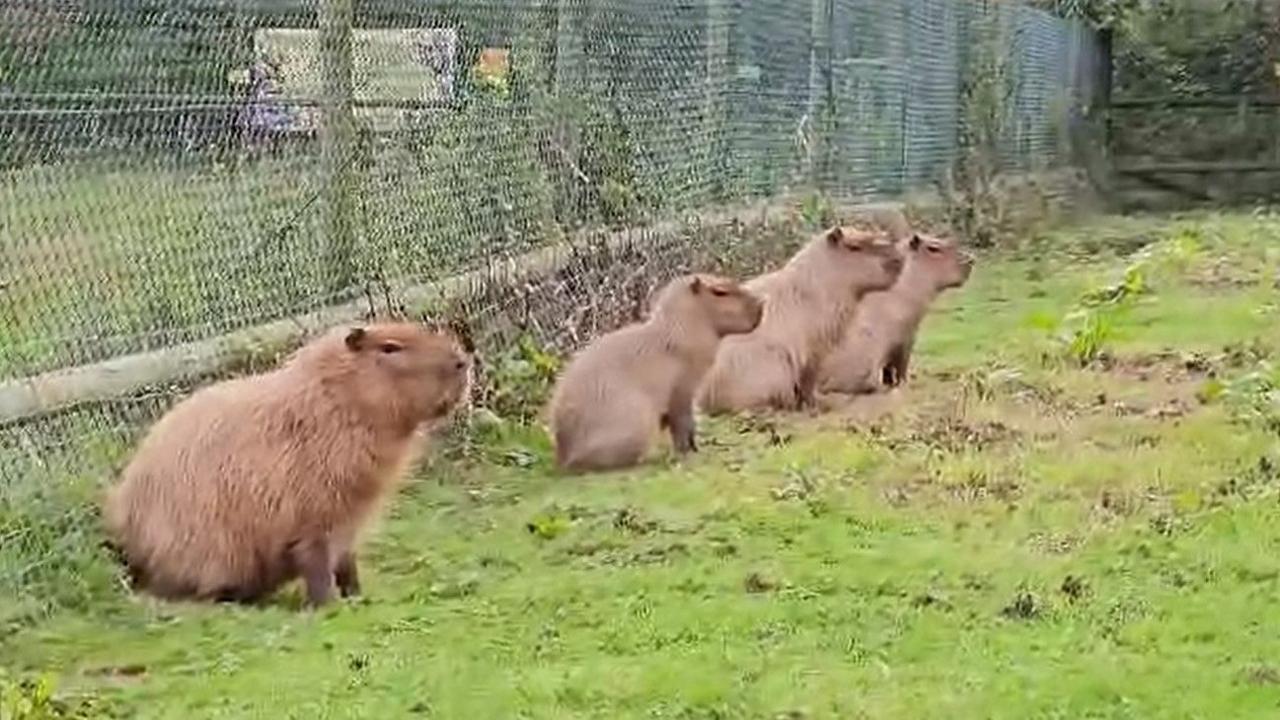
[911,417,1020,453]
[1027,531,1080,555]
[1185,254,1264,290]
[910,591,953,611]
[744,571,781,594]
[564,539,627,558]
[1095,487,1159,520]
[613,507,660,535]
[731,414,793,447]
[822,389,907,425]
[1000,591,1042,621]
[84,663,148,682]
[861,413,1021,455]
[1100,349,1218,383]
[567,539,690,567]
[1107,397,1192,420]
[1060,574,1089,602]
[880,475,934,507]
[1242,664,1280,686]
[945,471,1022,503]
[1097,344,1272,409]
[1213,456,1280,501]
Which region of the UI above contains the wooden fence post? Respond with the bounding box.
[319,0,357,296]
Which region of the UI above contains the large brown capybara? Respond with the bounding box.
[818,230,974,395]
[104,322,472,608]
[549,273,763,473]
[697,225,904,414]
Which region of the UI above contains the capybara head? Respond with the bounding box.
[655,274,764,337]
[819,225,905,294]
[904,233,974,290]
[311,322,472,429]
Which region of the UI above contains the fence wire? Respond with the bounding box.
[0,0,1100,615]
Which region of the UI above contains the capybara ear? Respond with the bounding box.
[690,276,704,294]
[344,327,367,352]
[909,234,922,251]
[825,226,845,246]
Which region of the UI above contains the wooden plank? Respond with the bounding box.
[319,0,357,296]
[1122,170,1212,201]
[1110,96,1280,109]
[0,195,907,425]
[1117,161,1280,174]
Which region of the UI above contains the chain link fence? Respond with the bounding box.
[0,0,1101,618]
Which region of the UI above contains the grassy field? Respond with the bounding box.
[5,210,1280,719]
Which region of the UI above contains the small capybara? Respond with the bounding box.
[696,225,904,414]
[549,274,763,473]
[104,322,472,608]
[818,231,974,394]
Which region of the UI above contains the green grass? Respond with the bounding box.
[5,210,1280,718]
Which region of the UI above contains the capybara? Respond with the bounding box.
[696,225,904,414]
[818,231,974,394]
[549,274,763,473]
[104,322,472,608]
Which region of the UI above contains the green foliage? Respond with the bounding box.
[1207,362,1280,433]
[525,509,573,541]
[1106,1,1278,196]
[945,8,1020,248]
[1048,256,1151,365]
[0,672,106,720]
[1031,0,1142,29]
[1079,262,1149,307]
[0,673,57,720]
[1058,308,1112,365]
[795,192,836,229]
[477,334,562,426]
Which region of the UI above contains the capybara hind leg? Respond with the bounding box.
[335,551,361,598]
[668,411,697,454]
[884,344,908,388]
[667,386,698,454]
[289,537,336,608]
[795,363,819,410]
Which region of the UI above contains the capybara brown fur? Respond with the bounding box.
[104,322,472,608]
[549,274,763,473]
[818,231,974,395]
[696,225,904,414]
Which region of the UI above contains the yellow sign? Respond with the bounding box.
[474,47,511,92]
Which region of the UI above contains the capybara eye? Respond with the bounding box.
[710,287,729,297]
[454,359,467,370]
[380,342,403,354]
[927,245,943,254]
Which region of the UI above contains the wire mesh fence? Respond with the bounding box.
[0,0,1100,617]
